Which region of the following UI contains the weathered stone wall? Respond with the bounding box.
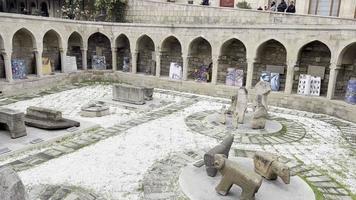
[67,33,83,70]
[88,33,112,70]
[137,36,155,75]
[12,30,36,75]
[253,40,287,90]
[0,55,5,78]
[293,42,331,96]
[160,39,183,77]
[137,50,155,75]
[126,0,356,25]
[335,66,356,97]
[188,39,212,80]
[116,36,131,71]
[42,31,61,71]
[218,40,246,84]
[67,47,82,70]
[160,52,183,77]
[117,49,131,71]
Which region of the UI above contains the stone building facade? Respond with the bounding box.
[161,0,356,18]
[0,0,356,122]
[0,0,62,17]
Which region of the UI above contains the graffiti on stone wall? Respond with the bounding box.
[11,59,27,79]
[92,56,106,70]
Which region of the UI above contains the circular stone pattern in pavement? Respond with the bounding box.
[204,112,283,135]
[185,110,306,144]
[179,157,315,200]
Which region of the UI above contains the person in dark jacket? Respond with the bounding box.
[286,1,296,13]
[277,0,287,12]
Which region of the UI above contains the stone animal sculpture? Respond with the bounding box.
[214,154,263,200]
[254,80,271,110]
[204,134,234,177]
[0,166,28,200]
[251,95,268,129]
[232,87,248,128]
[253,151,290,184]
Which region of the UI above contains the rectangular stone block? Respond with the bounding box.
[63,56,77,73]
[26,106,62,121]
[0,107,27,139]
[113,84,146,105]
[307,65,325,79]
[266,65,285,74]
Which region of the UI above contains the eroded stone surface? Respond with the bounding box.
[0,166,28,200]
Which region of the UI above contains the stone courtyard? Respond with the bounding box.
[0,0,356,200]
[0,83,354,200]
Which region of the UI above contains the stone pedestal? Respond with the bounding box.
[0,108,27,139]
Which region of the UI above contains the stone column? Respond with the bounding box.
[35,49,43,77]
[3,52,13,82]
[81,48,88,70]
[112,47,117,71]
[60,49,67,73]
[211,55,219,84]
[182,53,188,81]
[326,64,340,100]
[132,51,138,74]
[155,51,162,77]
[246,58,254,89]
[284,60,296,94]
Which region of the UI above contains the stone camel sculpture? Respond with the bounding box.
[253,151,290,184]
[204,134,234,177]
[214,154,263,200]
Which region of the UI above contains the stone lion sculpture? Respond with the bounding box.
[214,154,263,200]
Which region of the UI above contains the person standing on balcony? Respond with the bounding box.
[286,1,296,13]
[270,1,277,11]
[202,0,209,5]
[277,0,287,12]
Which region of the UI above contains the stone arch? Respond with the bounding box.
[116,34,131,72]
[188,37,212,82]
[253,39,287,91]
[87,32,112,70]
[334,42,356,98]
[294,40,331,96]
[218,38,247,85]
[29,1,37,14]
[136,34,155,75]
[67,31,83,70]
[40,1,49,16]
[42,29,62,72]
[12,28,37,76]
[0,34,4,79]
[160,36,183,77]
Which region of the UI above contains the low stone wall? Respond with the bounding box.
[1,71,355,123]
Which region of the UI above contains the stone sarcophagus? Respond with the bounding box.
[0,108,27,139]
[204,134,234,177]
[214,154,263,200]
[253,151,290,184]
[113,84,154,105]
[25,106,80,130]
